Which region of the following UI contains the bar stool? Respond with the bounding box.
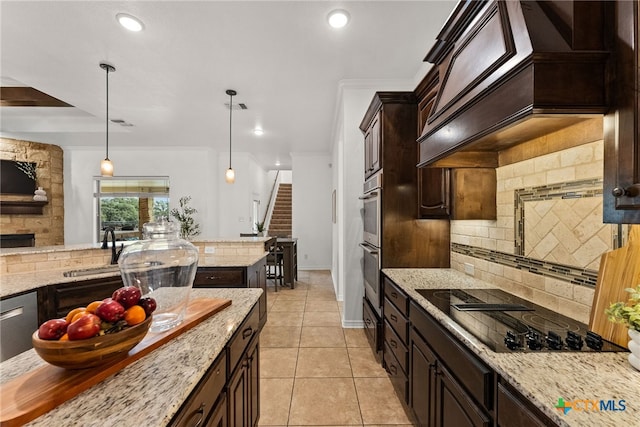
[265,237,284,291]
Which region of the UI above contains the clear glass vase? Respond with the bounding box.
[118,220,198,332]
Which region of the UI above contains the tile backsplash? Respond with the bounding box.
[450,139,627,324]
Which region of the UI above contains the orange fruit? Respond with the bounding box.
[70,311,87,323]
[59,333,69,341]
[65,307,86,324]
[86,300,102,314]
[124,305,146,326]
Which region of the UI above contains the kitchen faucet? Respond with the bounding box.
[101,226,124,265]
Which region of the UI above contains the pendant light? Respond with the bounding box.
[99,62,116,176]
[225,89,237,184]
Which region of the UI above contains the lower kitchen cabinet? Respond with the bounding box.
[435,364,491,427]
[228,335,260,427]
[37,276,124,324]
[171,302,261,427]
[409,327,436,427]
[496,381,555,427]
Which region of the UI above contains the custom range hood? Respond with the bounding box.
[417,0,609,167]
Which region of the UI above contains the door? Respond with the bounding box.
[410,328,436,427]
[434,365,491,427]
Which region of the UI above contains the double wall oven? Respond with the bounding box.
[360,172,382,358]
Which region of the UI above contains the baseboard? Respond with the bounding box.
[342,319,365,328]
[298,266,332,271]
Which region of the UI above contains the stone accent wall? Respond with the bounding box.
[449,122,626,324]
[0,138,64,246]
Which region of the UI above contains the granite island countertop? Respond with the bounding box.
[383,268,639,427]
[0,288,262,426]
[0,253,267,299]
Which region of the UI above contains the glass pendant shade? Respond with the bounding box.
[225,167,235,183]
[101,158,114,176]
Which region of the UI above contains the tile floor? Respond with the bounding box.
[259,270,413,426]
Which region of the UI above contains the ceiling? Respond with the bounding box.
[0,1,455,170]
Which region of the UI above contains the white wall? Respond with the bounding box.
[63,146,270,243]
[331,79,416,327]
[291,153,332,270]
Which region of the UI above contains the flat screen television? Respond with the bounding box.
[1,160,37,195]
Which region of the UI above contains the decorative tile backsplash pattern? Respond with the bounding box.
[450,139,610,323]
[515,178,610,271]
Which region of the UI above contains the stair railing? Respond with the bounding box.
[262,170,280,232]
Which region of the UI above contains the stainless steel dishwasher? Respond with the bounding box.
[1,291,38,362]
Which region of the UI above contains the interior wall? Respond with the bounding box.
[451,136,609,324]
[291,152,332,270]
[0,138,64,246]
[332,79,415,327]
[64,146,218,244]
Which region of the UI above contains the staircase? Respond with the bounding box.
[268,183,292,237]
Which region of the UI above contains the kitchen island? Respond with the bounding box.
[383,268,638,427]
[0,287,262,426]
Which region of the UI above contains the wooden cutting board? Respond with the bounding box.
[589,225,640,347]
[0,297,231,427]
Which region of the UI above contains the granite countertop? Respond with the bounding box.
[383,268,639,427]
[0,288,262,426]
[0,253,267,299]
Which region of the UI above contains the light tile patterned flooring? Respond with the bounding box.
[259,270,413,426]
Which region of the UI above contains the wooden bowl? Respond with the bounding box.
[32,316,152,370]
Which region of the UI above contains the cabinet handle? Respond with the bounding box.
[390,292,397,298]
[242,327,253,339]
[390,314,398,322]
[0,306,23,321]
[388,364,398,375]
[184,403,206,427]
[612,184,640,198]
[390,339,397,348]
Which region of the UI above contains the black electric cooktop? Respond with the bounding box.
[415,288,627,353]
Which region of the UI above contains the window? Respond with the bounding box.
[93,176,170,243]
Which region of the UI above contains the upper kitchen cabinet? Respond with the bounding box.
[417,0,609,168]
[603,0,640,224]
[363,111,382,178]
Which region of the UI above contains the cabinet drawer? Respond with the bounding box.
[193,268,244,287]
[384,341,408,404]
[363,297,382,356]
[170,352,227,427]
[384,277,408,316]
[384,297,408,345]
[228,303,260,374]
[410,301,493,411]
[384,320,408,375]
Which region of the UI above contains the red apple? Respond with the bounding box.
[95,298,125,323]
[112,286,142,309]
[67,313,101,340]
[38,318,68,340]
[138,297,157,316]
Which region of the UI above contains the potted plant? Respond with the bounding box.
[606,285,640,370]
[170,196,201,240]
[255,221,265,236]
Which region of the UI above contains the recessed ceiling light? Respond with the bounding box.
[275,161,281,166]
[253,128,264,136]
[116,13,144,32]
[327,9,350,29]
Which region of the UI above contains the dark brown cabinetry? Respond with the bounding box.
[604,0,640,223]
[170,352,227,427]
[417,1,608,167]
[382,277,410,403]
[38,276,124,324]
[171,302,261,427]
[409,300,493,427]
[228,335,260,427]
[497,381,555,427]
[415,67,496,220]
[364,111,382,178]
